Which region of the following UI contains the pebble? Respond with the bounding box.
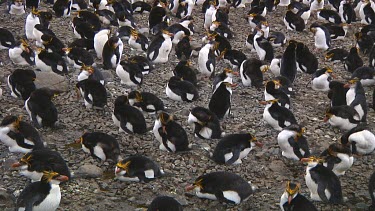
[75,164,103,178]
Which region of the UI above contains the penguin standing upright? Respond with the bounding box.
[253,29,274,62]
[153,112,190,152]
[77,132,120,162]
[198,41,216,77]
[328,81,349,106]
[212,133,262,165]
[185,171,253,204]
[320,143,353,176]
[25,88,58,128]
[102,36,123,70]
[25,8,41,40]
[280,182,317,211]
[16,171,69,211]
[76,79,107,109]
[261,99,297,131]
[115,155,164,182]
[209,82,235,119]
[344,78,367,122]
[277,124,310,160]
[302,156,343,203]
[188,106,222,139]
[175,35,192,61]
[204,0,217,31]
[128,29,149,53]
[264,80,290,108]
[339,0,356,23]
[280,41,297,83]
[212,68,238,91]
[310,23,331,51]
[112,95,147,134]
[355,31,374,55]
[311,67,334,91]
[147,30,173,63]
[94,29,110,60]
[239,58,268,88]
[340,126,375,155]
[344,47,363,73]
[128,90,164,114]
[148,0,167,33]
[7,69,36,100]
[295,42,318,74]
[9,39,35,66]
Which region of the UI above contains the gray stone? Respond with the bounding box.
[100,70,114,82]
[34,71,69,92]
[75,164,103,178]
[0,188,15,209]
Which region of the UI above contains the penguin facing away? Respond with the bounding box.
[209,81,235,119]
[7,68,36,101]
[340,126,375,155]
[239,58,268,88]
[280,41,297,83]
[76,79,107,109]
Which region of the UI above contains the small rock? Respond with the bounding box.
[0,188,15,209]
[75,164,103,178]
[34,71,69,92]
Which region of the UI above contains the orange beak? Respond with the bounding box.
[232,71,239,76]
[300,158,310,163]
[115,167,122,174]
[231,83,238,88]
[56,175,69,182]
[12,162,22,168]
[185,184,195,191]
[323,116,329,122]
[259,101,267,105]
[288,195,293,204]
[75,138,81,144]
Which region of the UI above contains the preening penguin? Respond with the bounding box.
[295,42,318,74]
[115,155,164,182]
[280,41,297,83]
[324,105,360,131]
[219,48,247,70]
[64,47,94,69]
[284,10,305,32]
[102,36,123,69]
[0,28,16,50]
[116,60,143,87]
[0,115,44,153]
[344,78,367,122]
[322,23,348,40]
[198,41,216,77]
[148,196,183,211]
[212,68,238,91]
[310,23,331,51]
[112,95,147,134]
[209,81,235,119]
[78,64,105,85]
[325,48,348,62]
[16,171,69,211]
[212,133,262,165]
[147,30,173,64]
[340,126,375,155]
[148,0,167,33]
[76,132,120,162]
[260,99,298,131]
[311,67,334,91]
[264,80,290,108]
[9,39,35,66]
[175,35,193,61]
[188,106,222,139]
[317,9,342,24]
[239,58,268,88]
[128,90,165,114]
[351,66,375,86]
[128,29,149,53]
[320,143,353,176]
[126,55,154,75]
[267,31,287,47]
[277,124,310,160]
[25,88,58,128]
[302,156,343,204]
[166,76,198,102]
[132,1,151,14]
[280,181,317,211]
[53,0,72,17]
[344,47,363,73]
[76,79,107,109]
[185,171,253,204]
[253,29,274,61]
[7,68,36,100]
[34,48,68,75]
[152,112,190,152]
[173,60,197,86]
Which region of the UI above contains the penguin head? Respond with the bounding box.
[115,159,131,176]
[349,46,359,54]
[41,34,54,45]
[284,181,300,204]
[324,108,334,122]
[261,65,270,72]
[41,171,69,184]
[130,29,139,39]
[115,95,129,107]
[328,80,345,90]
[325,52,334,61]
[327,143,352,157]
[31,7,40,16]
[12,153,33,170]
[20,39,30,53]
[222,81,237,90]
[301,156,324,166]
[185,177,204,192]
[1,115,22,130]
[324,67,334,77]
[343,77,359,88]
[162,30,174,38]
[108,37,120,49]
[128,90,143,103]
[248,133,263,147]
[62,47,72,55]
[158,112,173,125]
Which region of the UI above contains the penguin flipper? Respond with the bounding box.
[225,148,241,165]
[351,142,358,154]
[159,128,173,152]
[27,103,42,128]
[17,183,46,211]
[21,51,35,65]
[317,181,330,202]
[83,91,93,104]
[119,118,133,134]
[288,137,304,159]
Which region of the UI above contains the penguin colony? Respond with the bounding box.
[2,0,375,210]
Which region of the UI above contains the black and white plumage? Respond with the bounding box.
[126,55,154,75]
[102,36,123,69]
[0,28,16,50]
[34,48,68,75]
[324,105,360,131]
[280,182,317,211]
[7,68,36,100]
[209,81,235,119]
[16,171,69,211]
[185,171,253,204]
[153,112,190,152]
[187,106,222,139]
[94,29,110,60]
[264,80,290,108]
[96,9,119,26]
[253,29,274,62]
[212,133,262,165]
[284,10,305,32]
[344,79,367,122]
[277,124,310,160]
[198,41,216,77]
[115,155,164,182]
[116,60,143,87]
[328,81,349,107]
[351,66,375,86]
[280,41,297,83]
[311,67,334,91]
[41,34,65,56]
[322,23,348,40]
[77,132,120,162]
[128,29,149,52]
[173,60,197,86]
[64,47,94,69]
[317,9,342,24]
[77,65,105,85]
[295,42,318,74]
[212,68,238,91]
[25,88,58,128]
[33,24,56,47]
[267,31,286,47]
[132,1,151,13]
[355,31,374,55]
[302,157,343,204]
[128,90,164,114]
[340,126,375,155]
[220,49,247,70]
[239,58,268,88]
[112,95,147,134]
[9,39,35,66]
[147,30,173,63]
[344,47,363,73]
[7,0,26,15]
[148,196,183,211]
[76,79,107,109]
[310,23,331,51]
[325,48,348,62]
[261,99,297,131]
[320,143,353,176]
[165,76,198,102]
[175,35,192,61]
[53,0,72,17]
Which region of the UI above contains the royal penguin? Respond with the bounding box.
[295,42,318,74]
[64,47,94,69]
[148,0,167,32]
[280,41,297,83]
[147,30,173,63]
[167,17,194,44]
[269,57,281,76]
[344,47,363,73]
[248,13,267,30]
[25,88,58,129]
[95,9,118,26]
[25,8,41,40]
[38,11,53,28]
[112,95,147,134]
[355,31,374,55]
[94,29,110,59]
[359,0,375,25]
[267,31,286,47]
[284,10,305,32]
[0,28,15,50]
[340,126,375,155]
[53,0,72,17]
[198,41,216,77]
[210,21,232,39]
[116,60,143,87]
[344,78,367,122]
[128,29,149,53]
[208,32,231,57]
[34,48,68,75]
[7,0,26,15]
[328,81,349,106]
[204,0,217,31]
[41,34,65,56]
[128,90,165,114]
[311,67,334,91]
[78,64,105,85]
[148,196,183,211]
[302,156,343,203]
[12,148,71,182]
[69,38,94,50]
[260,99,298,131]
[188,106,222,139]
[71,0,88,11]
[310,23,331,51]
[212,68,238,91]
[175,35,192,61]
[115,155,164,182]
[103,36,123,69]
[280,182,318,211]
[253,29,274,62]
[239,58,268,88]
[16,171,69,211]
[33,24,56,47]
[276,75,294,97]
[173,60,197,86]
[185,171,253,204]
[165,76,199,102]
[153,112,190,152]
[71,16,97,38]
[324,105,360,131]
[320,143,353,176]
[245,33,255,52]
[132,1,151,13]
[126,55,154,75]
[310,0,324,12]
[77,132,120,162]
[8,39,35,66]
[325,48,348,62]
[0,115,44,153]
[212,133,262,165]
[323,23,348,40]
[350,66,375,86]
[219,49,247,70]
[116,25,132,41]
[277,124,310,160]
[317,9,342,24]
[76,79,107,109]
[209,81,235,119]
[7,69,36,100]
[264,80,290,108]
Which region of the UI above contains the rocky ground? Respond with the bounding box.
[0,1,375,210]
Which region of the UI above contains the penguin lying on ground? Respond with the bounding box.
[166,76,199,102]
[240,58,268,88]
[325,48,348,62]
[340,126,375,155]
[188,106,222,139]
[128,90,164,115]
[76,79,107,109]
[64,47,94,69]
[173,60,197,86]
[277,124,310,160]
[7,69,36,100]
[311,67,334,91]
[9,39,35,66]
[34,48,68,75]
[350,66,375,87]
[0,28,16,50]
[77,132,120,162]
[280,181,317,211]
[320,143,353,176]
[148,196,183,211]
[116,60,143,87]
[261,99,297,131]
[324,106,360,131]
[41,34,65,56]
[78,65,105,85]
